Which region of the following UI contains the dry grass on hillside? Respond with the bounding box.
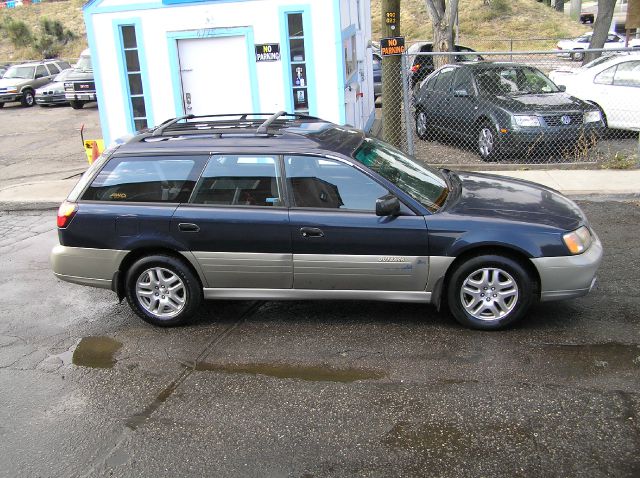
[0,0,87,61]
[371,0,589,50]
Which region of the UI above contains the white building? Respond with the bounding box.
[83,0,375,144]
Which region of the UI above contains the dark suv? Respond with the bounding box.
[51,112,602,330]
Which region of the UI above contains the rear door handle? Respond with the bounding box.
[178,222,200,233]
[300,227,324,238]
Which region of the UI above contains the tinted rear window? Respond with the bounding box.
[82,156,205,203]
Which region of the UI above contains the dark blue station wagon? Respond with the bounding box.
[51,113,602,330]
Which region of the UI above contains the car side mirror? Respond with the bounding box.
[557,85,566,92]
[376,194,401,217]
[453,89,469,97]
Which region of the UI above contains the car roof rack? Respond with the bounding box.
[148,112,319,138]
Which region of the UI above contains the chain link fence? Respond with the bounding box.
[377,47,640,167]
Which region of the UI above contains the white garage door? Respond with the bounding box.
[177,36,253,116]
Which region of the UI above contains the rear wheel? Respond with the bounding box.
[0,102,4,108]
[125,255,202,327]
[446,254,536,330]
[21,90,35,107]
[70,100,85,109]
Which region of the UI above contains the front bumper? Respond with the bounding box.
[499,124,603,152]
[36,94,67,105]
[531,233,603,301]
[0,94,20,102]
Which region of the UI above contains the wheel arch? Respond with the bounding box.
[433,244,541,310]
[112,247,204,301]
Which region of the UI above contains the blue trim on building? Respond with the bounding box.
[332,0,345,124]
[83,9,111,145]
[112,18,155,133]
[85,0,271,15]
[278,5,317,117]
[166,27,260,117]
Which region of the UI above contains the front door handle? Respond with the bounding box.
[300,227,324,238]
[178,222,200,233]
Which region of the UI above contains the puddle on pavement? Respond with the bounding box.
[190,362,386,383]
[540,342,640,375]
[72,336,122,369]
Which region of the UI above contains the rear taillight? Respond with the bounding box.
[57,201,78,228]
[411,65,420,73]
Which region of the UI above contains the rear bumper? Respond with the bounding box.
[64,92,97,101]
[50,245,128,290]
[531,234,603,302]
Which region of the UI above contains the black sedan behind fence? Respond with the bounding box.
[378,48,640,167]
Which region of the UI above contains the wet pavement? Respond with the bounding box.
[0,201,639,477]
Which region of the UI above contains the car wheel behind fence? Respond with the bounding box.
[21,90,35,107]
[70,100,85,110]
[571,50,585,61]
[477,121,501,161]
[415,110,430,140]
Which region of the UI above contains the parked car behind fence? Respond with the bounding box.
[375,47,640,166]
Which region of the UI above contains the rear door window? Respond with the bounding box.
[82,156,205,202]
[190,155,282,207]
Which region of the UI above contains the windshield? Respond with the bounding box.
[75,55,92,71]
[3,66,35,79]
[474,66,559,95]
[354,137,449,212]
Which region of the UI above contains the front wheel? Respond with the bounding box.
[446,254,536,330]
[415,110,430,140]
[477,121,501,161]
[21,90,35,107]
[125,255,202,327]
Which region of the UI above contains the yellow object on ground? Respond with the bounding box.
[83,139,105,164]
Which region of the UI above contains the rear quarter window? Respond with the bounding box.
[82,155,205,203]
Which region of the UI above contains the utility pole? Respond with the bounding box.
[381,0,403,148]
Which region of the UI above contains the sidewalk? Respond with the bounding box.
[0,169,638,207]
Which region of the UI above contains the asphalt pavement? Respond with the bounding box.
[0,200,639,477]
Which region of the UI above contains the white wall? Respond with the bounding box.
[88,0,374,142]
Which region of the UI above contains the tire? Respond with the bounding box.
[446,254,536,330]
[70,100,85,110]
[0,102,4,108]
[20,90,35,107]
[415,110,430,140]
[125,254,202,327]
[477,120,501,161]
[571,50,584,62]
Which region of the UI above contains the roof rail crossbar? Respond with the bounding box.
[256,111,287,134]
[153,114,195,136]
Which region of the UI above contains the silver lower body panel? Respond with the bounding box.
[532,236,603,302]
[50,245,128,289]
[203,288,432,303]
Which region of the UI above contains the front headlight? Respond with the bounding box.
[514,115,541,127]
[584,110,601,123]
[563,226,593,254]
[6,87,17,93]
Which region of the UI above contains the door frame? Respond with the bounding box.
[167,27,261,117]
